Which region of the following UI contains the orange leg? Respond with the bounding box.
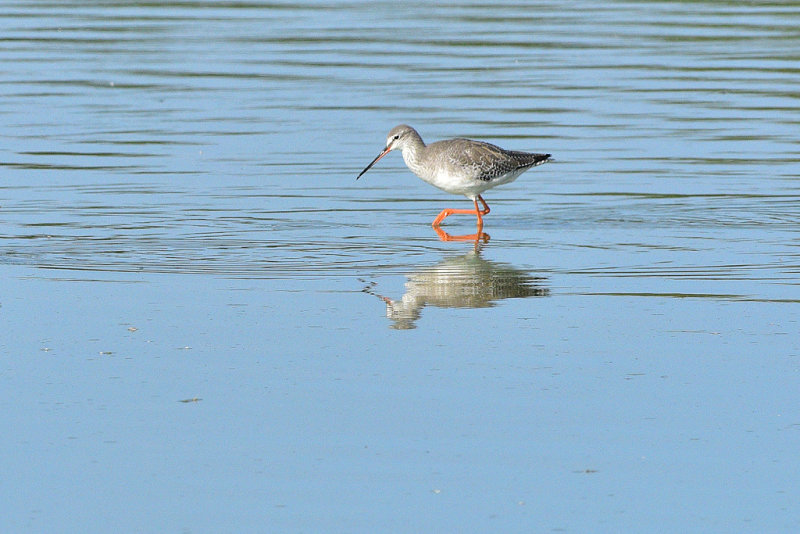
[477,195,490,216]
[431,196,491,227]
[431,196,491,243]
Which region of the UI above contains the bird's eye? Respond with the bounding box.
[393,135,400,140]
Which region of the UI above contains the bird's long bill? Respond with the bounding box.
[356,146,391,180]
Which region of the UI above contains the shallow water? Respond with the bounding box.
[2,1,799,532]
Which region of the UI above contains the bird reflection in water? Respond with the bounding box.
[363,250,549,329]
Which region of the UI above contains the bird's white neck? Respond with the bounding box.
[399,133,427,176]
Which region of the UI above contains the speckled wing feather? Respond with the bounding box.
[443,139,551,182]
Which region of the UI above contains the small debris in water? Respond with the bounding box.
[179,398,202,403]
[127,327,138,332]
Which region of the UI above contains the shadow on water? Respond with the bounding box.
[361,247,549,330]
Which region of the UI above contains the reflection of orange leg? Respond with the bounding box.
[432,198,491,242]
[430,197,492,242]
[433,225,490,243]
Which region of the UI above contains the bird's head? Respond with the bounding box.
[357,124,418,180]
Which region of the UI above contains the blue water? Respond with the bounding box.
[1,1,799,532]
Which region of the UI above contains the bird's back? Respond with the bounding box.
[427,138,550,183]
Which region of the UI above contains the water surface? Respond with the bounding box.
[1,1,799,532]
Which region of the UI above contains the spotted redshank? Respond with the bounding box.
[357,124,551,233]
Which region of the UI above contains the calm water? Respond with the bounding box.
[2,1,799,532]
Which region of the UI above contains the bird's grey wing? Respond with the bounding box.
[441,140,516,182]
[432,139,551,182]
[504,150,552,170]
